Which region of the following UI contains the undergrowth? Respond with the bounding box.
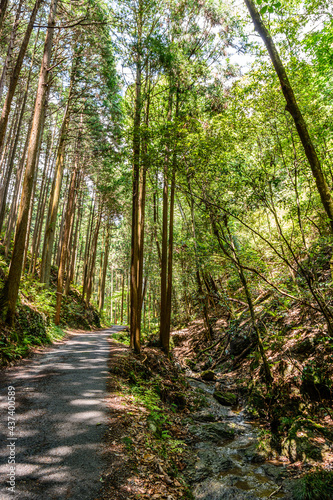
[291,469,333,500]
[0,249,101,366]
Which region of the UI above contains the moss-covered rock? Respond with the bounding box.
[213,391,238,406]
[189,422,244,442]
[281,435,323,463]
[201,370,216,381]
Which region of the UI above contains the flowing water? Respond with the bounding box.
[185,376,292,500]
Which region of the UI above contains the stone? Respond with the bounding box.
[213,391,238,406]
[192,410,216,422]
[189,422,244,442]
[229,332,256,357]
[281,436,323,462]
[193,480,259,500]
[238,443,266,464]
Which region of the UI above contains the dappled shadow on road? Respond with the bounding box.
[0,328,122,500]
[98,340,145,500]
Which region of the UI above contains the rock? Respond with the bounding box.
[189,422,244,442]
[238,443,266,463]
[261,463,288,482]
[148,421,157,434]
[213,391,238,406]
[281,435,323,462]
[193,480,259,500]
[185,441,235,482]
[229,332,256,357]
[201,370,216,381]
[192,410,217,422]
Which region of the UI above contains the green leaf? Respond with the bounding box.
[268,6,274,13]
[256,0,263,4]
[260,5,268,13]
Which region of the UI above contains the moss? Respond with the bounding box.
[213,391,238,406]
[200,370,216,381]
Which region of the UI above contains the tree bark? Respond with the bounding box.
[64,184,82,295]
[0,0,58,325]
[40,101,71,285]
[0,0,43,154]
[55,159,79,325]
[130,6,142,353]
[0,0,24,101]
[85,204,102,307]
[244,0,333,232]
[0,0,8,32]
[99,221,111,311]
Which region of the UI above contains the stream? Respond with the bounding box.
[185,376,293,500]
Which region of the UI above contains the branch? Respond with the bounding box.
[34,19,107,29]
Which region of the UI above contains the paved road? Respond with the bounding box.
[0,327,120,499]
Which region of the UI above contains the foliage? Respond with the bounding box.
[291,469,333,500]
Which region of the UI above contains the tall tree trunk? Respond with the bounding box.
[30,134,53,274]
[82,195,95,300]
[0,96,22,232]
[22,81,51,272]
[0,0,8,32]
[64,184,82,296]
[0,0,43,154]
[130,8,142,353]
[54,161,79,325]
[121,272,125,324]
[0,0,58,325]
[4,114,33,255]
[40,103,71,285]
[164,158,176,354]
[244,0,333,232]
[99,221,111,311]
[159,85,173,352]
[0,0,24,101]
[162,89,179,354]
[85,205,102,307]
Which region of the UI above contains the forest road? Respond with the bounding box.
[0,326,124,500]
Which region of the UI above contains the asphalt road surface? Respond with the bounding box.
[0,327,120,499]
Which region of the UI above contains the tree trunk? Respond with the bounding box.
[64,185,82,295]
[40,103,71,285]
[0,0,8,31]
[0,95,22,233]
[244,0,333,232]
[4,115,33,255]
[85,205,102,307]
[99,221,111,311]
[0,0,43,153]
[0,0,57,325]
[0,0,24,101]
[55,162,79,325]
[82,195,95,300]
[130,10,142,353]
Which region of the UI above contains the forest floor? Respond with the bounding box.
[99,338,193,500]
[170,311,333,496]
[1,312,333,499]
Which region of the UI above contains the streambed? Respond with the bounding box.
[185,377,292,500]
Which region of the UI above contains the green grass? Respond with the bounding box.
[292,469,333,500]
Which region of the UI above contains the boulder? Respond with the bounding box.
[193,480,258,500]
[213,391,238,406]
[189,422,244,442]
